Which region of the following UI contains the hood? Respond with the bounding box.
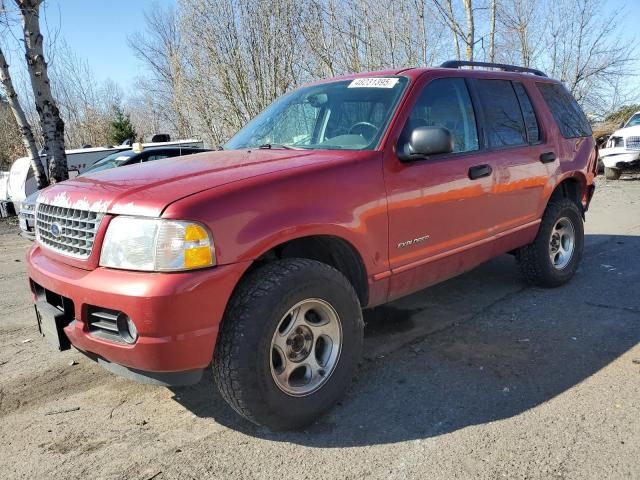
[612,125,640,138]
[37,149,327,217]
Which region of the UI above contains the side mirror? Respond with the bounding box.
[619,121,625,128]
[398,126,454,161]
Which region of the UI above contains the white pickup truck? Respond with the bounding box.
[599,112,640,179]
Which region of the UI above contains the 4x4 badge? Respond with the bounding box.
[397,235,430,249]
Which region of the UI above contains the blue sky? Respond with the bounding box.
[38,0,175,91]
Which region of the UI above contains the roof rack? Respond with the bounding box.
[439,60,547,77]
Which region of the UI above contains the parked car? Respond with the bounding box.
[81,145,211,175]
[17,146,210,240]
[599,111,640,179]
[18,190,38,240]
[26,61,597,430]
[5,138,204,213]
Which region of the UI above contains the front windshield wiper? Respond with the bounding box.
[258,143,299,150]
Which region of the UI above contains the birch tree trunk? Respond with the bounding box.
[445,0,461,59]
[0,45,48,188]
[15,0,68,183]
[463,0,474,61]
[489,0,496,62]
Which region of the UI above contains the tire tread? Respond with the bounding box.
[517,198,583,287]
[213,258,361,427]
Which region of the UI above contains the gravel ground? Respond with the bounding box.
[1,176,639,479]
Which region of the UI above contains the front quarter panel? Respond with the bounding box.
[161,151,390,304]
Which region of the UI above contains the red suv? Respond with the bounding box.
[27,61,597,430]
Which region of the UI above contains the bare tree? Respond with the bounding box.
[445,0,460,59]
[542,0,636,114]
[489,0,496,62]
[0,2,47,186]
[0,93,23,170]
[433,0,475,61]
[15,0,67,183]
[127,0,637,141]
[496,0,540,67]
[50,42,120,148]
[129,4,191,139]
[0,44,47,187]
[463,0,474,61]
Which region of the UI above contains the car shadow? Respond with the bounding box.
[170,234,640,447]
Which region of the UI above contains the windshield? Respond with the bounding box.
[83,150,135,174]
[625,113,640,128]
[225,77,408,151]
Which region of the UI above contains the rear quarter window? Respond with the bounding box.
[536,83,592,138]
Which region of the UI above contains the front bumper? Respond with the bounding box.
[599,149,640,169]
[19,211,35,240]
[27,245,250,383]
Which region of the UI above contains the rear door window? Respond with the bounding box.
[401,77,479,154]
[476,79,527,148]
[537,83,592,138]
[513,82,541,144]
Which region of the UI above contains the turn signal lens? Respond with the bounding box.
[184,224,209,242]
[185,245,213,268]
[182,224,213,269]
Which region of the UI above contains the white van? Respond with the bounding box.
[5,138,204,211]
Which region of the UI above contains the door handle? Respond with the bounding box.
[468,164,492,180]
[540,152,556,163]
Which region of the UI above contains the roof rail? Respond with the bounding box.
[439,60,547,77]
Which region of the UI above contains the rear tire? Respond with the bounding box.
[213,258,363,430]
[605,167,621,180]
[516,198,584,287]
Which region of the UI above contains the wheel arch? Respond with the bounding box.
[547,173,587,215]
[247,234,370,307]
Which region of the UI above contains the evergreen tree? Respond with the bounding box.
[109,105,137,145]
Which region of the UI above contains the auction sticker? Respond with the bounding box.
[348,77,399,88]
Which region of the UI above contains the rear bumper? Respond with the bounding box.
[27,245,250,379]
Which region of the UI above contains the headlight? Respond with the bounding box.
[100,217,215,271]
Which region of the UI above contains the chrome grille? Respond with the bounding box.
[35,203,103,259]
[625,136,640,150]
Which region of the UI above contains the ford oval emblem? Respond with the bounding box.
[50,222,62,238]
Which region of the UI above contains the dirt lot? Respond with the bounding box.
[1,177,639,479]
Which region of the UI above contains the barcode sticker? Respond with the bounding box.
[348,78,399,88]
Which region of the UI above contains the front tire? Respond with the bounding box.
[213,259,363,430]
[605,167,621,180]
[516,198,584,287]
